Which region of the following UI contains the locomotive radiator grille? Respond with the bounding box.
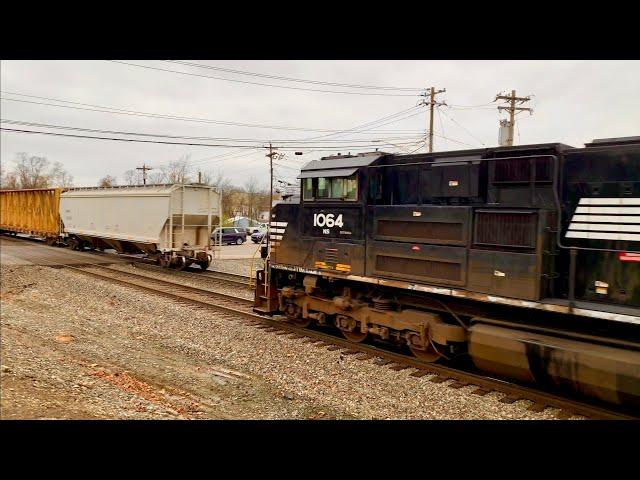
[474,210,537,249]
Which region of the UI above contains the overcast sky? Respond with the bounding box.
[1,60,638,188]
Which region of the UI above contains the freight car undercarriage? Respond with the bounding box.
[257,268,640,409]
[65,234,213,270]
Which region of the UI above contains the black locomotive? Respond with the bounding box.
[255,136,640,408]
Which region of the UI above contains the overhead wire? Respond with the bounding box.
[109,61,421,97]
[0,126,425,151]
[0,118,426,145]
[164,60,424,92]
[439,108,487,146]
[0,92,423,134]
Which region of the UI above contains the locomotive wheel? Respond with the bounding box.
[409,344,441,363]
[285,304,310,327]
[291,317,312,328]
[68,238,80,250]
[341,329,367,343]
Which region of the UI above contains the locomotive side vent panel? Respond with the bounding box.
[375,255,461,282]
[487,155,555,207]
[377,220,463,242]
[366,240,467,286]
[492,157,553,183]
[420,159,482,201]
[474,210,538,249]
[371,206,471,246]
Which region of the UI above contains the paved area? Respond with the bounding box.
[215,241,262,259]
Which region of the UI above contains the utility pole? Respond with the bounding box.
[136,163,153,185]
[267,142,276,232]
[495,90,533,146]
[419,87,447,152]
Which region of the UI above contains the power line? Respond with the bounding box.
[109,61,420,97]
[165,61,424,92]
[0,126,424,151]
[0,92,424,135]
[0,118,424,145]
[0,127,258,148]
[439,108,486,146]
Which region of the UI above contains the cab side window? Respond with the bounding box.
[303,178,314,200]
[302,175,358,201]
[317,177,331,198]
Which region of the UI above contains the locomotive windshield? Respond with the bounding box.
[302,174,358,201]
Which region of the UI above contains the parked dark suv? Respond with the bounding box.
[211,227,247,245]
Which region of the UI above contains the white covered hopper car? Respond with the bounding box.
[60,184,221,269]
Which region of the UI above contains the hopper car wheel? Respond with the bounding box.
[173,256,187,271]
[45,237,57,246]
[409,344,441,363]
[68,238,80,251]
[341,329,368,343]
[158,256,170,268]
[197,259,211,271]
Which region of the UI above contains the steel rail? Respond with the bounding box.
[129,262,251,288]
[62,263,637,420]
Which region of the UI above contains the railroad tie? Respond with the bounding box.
[410,370,431,378]
[527,403,548,413]
[447,381,469,389]
[326,345,342,351]
[470,387,491,396]
[498,395,520,404]
[555,410,576,420]
[341,350,360,356]
[373,358,392,366]
[388,364,411,371]
[428,376,450,384]
[355,354,372,361]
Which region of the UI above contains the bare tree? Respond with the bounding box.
[122,169,142,186]
[1,153,73,189]
[244,176,260,220]
[49,161,74,188]
[147,172,165,184]
[159,154,191,184]
[98,175,118,187]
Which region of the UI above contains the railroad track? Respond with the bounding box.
[62,263,636,420]
[128,262,252,289]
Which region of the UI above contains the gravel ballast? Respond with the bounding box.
[1,264,574,419]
